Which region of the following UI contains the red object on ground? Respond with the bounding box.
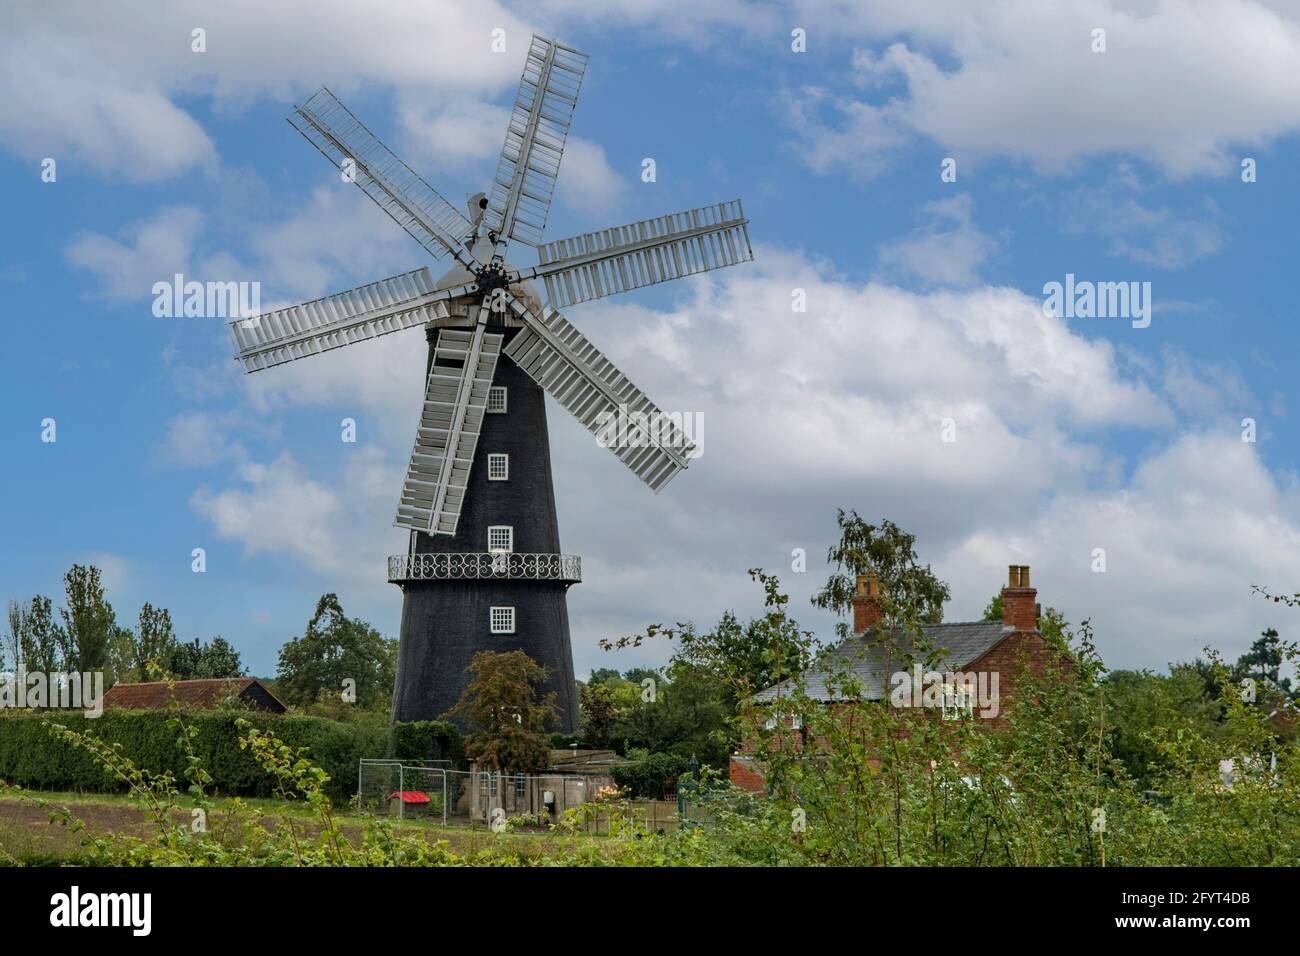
[389,791,431,804]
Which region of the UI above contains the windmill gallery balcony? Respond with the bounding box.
[387,552,582,585]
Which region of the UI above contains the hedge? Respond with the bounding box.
[0,710,458,804]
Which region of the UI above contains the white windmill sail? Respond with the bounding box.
[231,35,753,546]
[530,200,752,308]
[290,87,475,261]
[230,268,459,373]
[484,35,588,248]
[396,323,504,535]
[503,298,695,492]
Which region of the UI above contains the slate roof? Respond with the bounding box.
[102,678,286,713]
[545,749,636,773]
[752,621,1010,703]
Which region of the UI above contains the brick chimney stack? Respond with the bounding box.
[852,574,883,632]
[1002,565,1039,631]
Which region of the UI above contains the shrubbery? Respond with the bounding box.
[613,750,691,799]
[0,710,460,803]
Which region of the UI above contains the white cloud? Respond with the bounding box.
[0,1,533,181]
[66,206,203,301]
[783,87,907,180]
[789,0,1300,179]
[191,449,405,590]
[944,432,1300,668]
[553,138,624,220]
[0,0,645,194]
[246,187,427,302]
[878,195,1002,286]
[158,411,285,468]
[161,412,248,468]
[397,100,511,173]
[1061,178,1226,269]
[183,243,1287,675]
[0,38,217,181]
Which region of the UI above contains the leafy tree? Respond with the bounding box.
[445,650,557,772]
[58,564,118,672]
[812,512,951,632]
[134,603,178,681]
[606,667,720,761]
[1102,667,1222,786]
[1232,628,1294,696]
[105,626,138,687]
[587,667,622,686]
[579,680,617,749]
[610,589,813,709]
[20,595,61,674]
[171,636,245,680]
[275,594,396,709]
[622,667,659,688]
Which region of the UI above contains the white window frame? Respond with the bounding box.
[487,386,508,414]
[487,525,514,553]
[487,453,509,481]
[490,606,516,635]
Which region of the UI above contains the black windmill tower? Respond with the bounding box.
[228,36,754,731]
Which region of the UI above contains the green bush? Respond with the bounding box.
[388,719,464,767]
[0,710,390,803]
[613,751,691,799]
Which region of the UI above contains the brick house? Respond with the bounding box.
[730,565,1058,792]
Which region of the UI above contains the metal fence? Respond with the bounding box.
[357,760,737,832]
[357,761,612,826]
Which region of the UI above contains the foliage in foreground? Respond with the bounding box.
[4,573,1297,867]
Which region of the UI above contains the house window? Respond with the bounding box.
[487,386,508,413]
[515,776,528,798]
[488,453,509,480]
[490,606,516,634]
[764,713,777,730]
[487,525,514,553]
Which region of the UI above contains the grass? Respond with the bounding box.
[0,789,609,866]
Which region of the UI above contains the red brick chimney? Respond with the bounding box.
[852,574,883,632]
[1002,565,1039,631]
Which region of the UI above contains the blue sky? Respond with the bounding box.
[4,0,1300,681]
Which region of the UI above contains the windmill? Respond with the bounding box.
[228,36,754,730]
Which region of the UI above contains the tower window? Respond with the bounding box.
[488,525,514,553]
[487,386,508,413]
[490,606,516,634]
[487,453,509,480]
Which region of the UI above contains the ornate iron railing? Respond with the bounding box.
[388,552,582,583]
